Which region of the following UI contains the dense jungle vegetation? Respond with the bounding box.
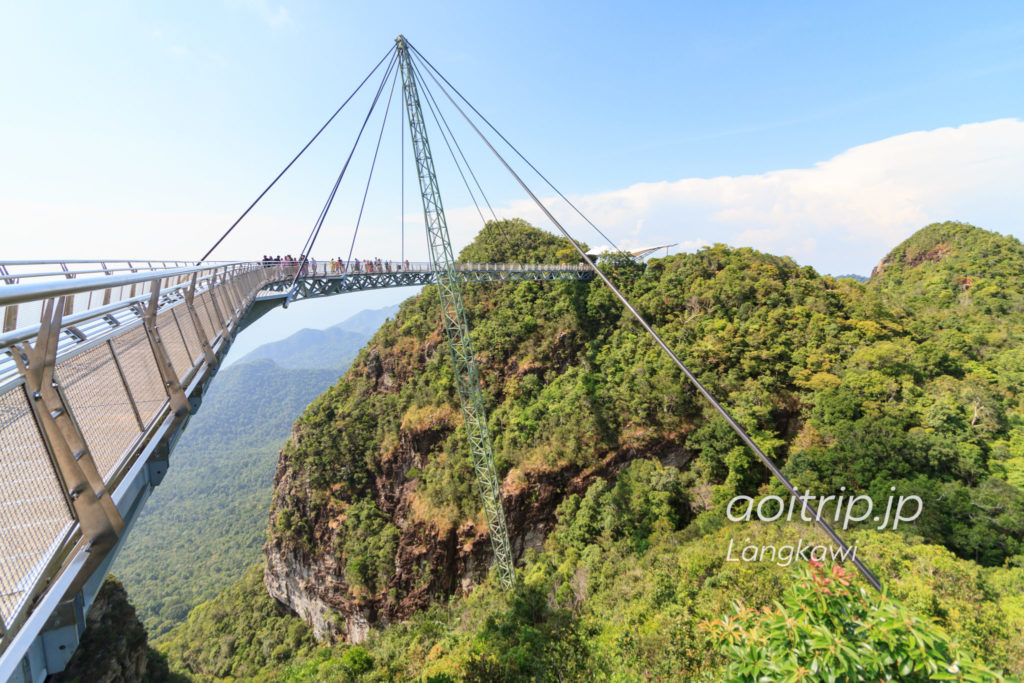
[112,358,339,636]
[112,306,394,637]
[155,220,1023,680]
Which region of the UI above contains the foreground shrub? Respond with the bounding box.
[701,559,1008,681]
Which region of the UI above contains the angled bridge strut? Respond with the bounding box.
[0,258,590,679]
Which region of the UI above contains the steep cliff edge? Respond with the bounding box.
[263,220,621,640]
[264,220,1024,644]
[52,576,175,683]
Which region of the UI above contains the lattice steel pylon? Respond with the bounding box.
[396,35,516,590]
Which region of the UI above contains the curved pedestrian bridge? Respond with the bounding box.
[0,258,592,681]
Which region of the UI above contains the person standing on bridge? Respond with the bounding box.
[310,256,317,275]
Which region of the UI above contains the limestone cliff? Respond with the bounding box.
[260,221,667,642]
[261,218,896,642]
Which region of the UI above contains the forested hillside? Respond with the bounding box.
[235,306,400,369]
[160,220,1024,680]
[112,359,339,637]
[113,306,398,637]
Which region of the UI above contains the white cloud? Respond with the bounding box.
[678,238,709,252]
[3,120,1021,277]
[456,119,1024,275]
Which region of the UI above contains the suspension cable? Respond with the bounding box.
[411,60,517,254]
[198,45,395,263]
[285,54,397,300]
[414,61,487,224]
[401,86,406,264]
[344,64,400,274]
[412,49,884,593]
[414,62,496,222]
[292,54,396,274]
[409,43,622,256]
[293,53,396,275]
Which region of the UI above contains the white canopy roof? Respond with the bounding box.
[584,244,677,259]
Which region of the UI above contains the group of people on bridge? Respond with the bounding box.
[260,255,412,277]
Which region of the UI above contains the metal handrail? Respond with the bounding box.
[0,259,234,266]
[0,269,239,350]
[0,256,595,669]
[3,266,193,281]
[0,260,247,286]
[0,259,589,320]
[300,260,589,274]
[0,261,282,665]
[0,259,238,270]
[0,263,251,306]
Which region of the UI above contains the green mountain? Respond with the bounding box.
[237,305,400,369]
[159,220,1024,680]
[330,305,403,337]
[111,359,340,637]
[112,306,399,638]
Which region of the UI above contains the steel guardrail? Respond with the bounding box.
[0,260,274,664]
[0,258,592,674]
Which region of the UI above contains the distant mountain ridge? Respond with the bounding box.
[248,219,1024,678]
[237,304,400,369]
[113,303,401,637]
[329,304,402,336]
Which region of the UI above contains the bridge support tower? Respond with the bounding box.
[396,35,516,590]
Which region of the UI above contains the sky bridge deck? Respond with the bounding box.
[0,258,593,681]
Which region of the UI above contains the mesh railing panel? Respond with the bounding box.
[196,291,221,337]
[0,386,73,629]
[155,309,191,383]
[209,285,231,324]
[173,306,203,365]
[222,282,241,317]
[194,293,221,345]
[56,342,141,480]
[109,325,167,429]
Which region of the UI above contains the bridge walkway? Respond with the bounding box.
[0,258,592,681]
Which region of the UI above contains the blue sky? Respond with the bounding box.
[3,1,1023,350]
